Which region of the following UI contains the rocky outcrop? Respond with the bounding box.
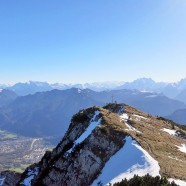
[0,171,20,186]
[17,106,127,185]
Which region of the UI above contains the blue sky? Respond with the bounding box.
[0,0,186,84]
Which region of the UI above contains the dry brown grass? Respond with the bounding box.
[122,104,186,181]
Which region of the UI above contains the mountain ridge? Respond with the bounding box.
[14,103,186,186]
[0,89,17,108]
[167,108,186,125]
[0,88,185,139]
[2,77,186,99]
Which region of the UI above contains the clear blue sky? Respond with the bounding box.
[0,0,186,84]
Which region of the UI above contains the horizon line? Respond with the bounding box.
[1,77,186,87]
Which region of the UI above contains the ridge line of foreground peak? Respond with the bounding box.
[14,103,186,186]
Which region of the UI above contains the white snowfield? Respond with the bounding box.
[67,111,101,154]
[161,128,177,136]
[92,137,160,186]
[132,114,147,121]
[169,178,186,186]
[20,167,39,186]
[168,156,186,163]
[0,177,5,186]
[125,123,141,133]
[120,113,128,121]
[120,113,141,133]
[77,89,81,93]
[176,144,186,154]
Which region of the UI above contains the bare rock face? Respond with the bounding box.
[17,106,127,186]
[40,129,125,186]
[0,171,21,186]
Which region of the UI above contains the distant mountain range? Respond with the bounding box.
[1,78,186,102]
[0,88,185,138]
[167,109,186,125]
[0,89,17,108]
[3,81,124,96]
[116,77,186,99]
[0,88,102,137]
[0,78,185,138]
[7,81,53,96]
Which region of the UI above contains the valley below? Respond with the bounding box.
[0,130,53,173]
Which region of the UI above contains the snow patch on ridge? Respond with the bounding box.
[176,144,186,154]
[77,89,81,93]
[20,167,39,186]
[67,111,101,154]
[92,137,160,186]
[161,128,177,136]
[120,113,141,133]
[120,113,128,121]
[169,178,186,186]
[125,123,141,133]
[133,114,147,121]
[168,156,186,163]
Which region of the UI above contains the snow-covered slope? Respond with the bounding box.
[92,136,160,185]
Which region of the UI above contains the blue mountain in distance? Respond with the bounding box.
[0,88,185,139]
[7,81,53,96]
[0,89,17,108]
[2,77,186,101]
[167,108,186,125]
